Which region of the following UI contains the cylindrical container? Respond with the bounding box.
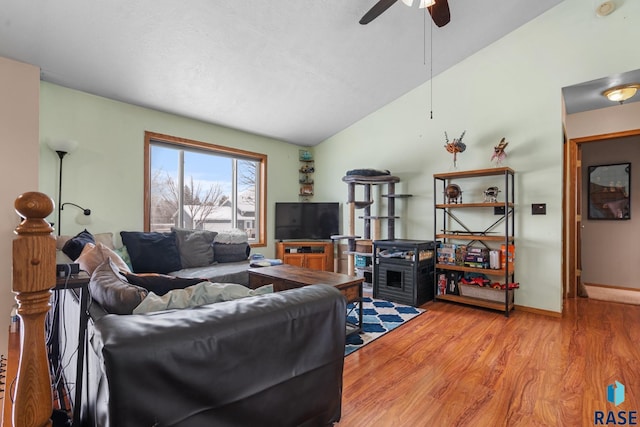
[489,250,501,269]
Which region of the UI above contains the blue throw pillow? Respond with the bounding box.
[120,231,182,274]
[61,229,95,260]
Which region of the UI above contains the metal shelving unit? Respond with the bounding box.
[433,167,515,316]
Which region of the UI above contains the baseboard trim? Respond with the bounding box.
[583,282,640,292]
[514,304,562,318]
[583,283,640,305]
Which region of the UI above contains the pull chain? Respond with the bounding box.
[430,4,433,120]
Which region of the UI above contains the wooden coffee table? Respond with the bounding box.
[248,264,364,335]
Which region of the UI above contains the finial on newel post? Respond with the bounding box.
[12,191,56,427]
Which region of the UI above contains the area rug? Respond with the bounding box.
[344,297,425,356]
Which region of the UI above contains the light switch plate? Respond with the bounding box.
[532,203,546,215]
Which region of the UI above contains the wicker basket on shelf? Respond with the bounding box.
[458,284,514,303]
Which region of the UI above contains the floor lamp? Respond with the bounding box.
[47,139,78,236]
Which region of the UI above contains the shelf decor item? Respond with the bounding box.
[298,149,315,200]
[445,183,462,204]
[444,131,466,168]
[483,186,500,203]
[299,150,313,161]
[491,137,508,166]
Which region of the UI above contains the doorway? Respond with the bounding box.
[565,129,640,299]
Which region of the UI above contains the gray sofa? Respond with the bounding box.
[57,265,346,426]
[55,229,347,426]
[57,228,253,286]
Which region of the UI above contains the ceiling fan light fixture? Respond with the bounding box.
[602,84,640,104]
[401,0,436,8]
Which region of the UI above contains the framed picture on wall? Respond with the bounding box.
[587,163,631,220]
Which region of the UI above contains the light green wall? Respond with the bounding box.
[37,0,640,313]
[314,0,640,313]
[39,83,303,257]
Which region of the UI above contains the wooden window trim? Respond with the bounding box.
[144,131,267,247]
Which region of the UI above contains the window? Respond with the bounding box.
[144,132,267,246]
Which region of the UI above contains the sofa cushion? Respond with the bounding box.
[214,242,250,263]
[172,227,217,268]
[122,272,205,296]
[120,231,182,274]
[61,229,95,260]
[77,242,131,275]
[132,282,274,314]
[345,168,391,177]
[168,261,250,286]
[89,258,148,315]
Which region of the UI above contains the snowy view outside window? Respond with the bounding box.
[149,141,260,241]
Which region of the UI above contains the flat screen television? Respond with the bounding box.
[275,202,339,240]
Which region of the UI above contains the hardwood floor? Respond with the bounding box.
[338,298,640,427]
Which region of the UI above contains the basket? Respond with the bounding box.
[458,284,514,303]
[355,255,371,267]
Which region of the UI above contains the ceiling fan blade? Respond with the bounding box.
[428,0,451,27]
[359,0,399,25]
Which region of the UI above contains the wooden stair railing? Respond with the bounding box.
[11,192,55,427]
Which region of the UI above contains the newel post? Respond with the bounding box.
[12,192,55,427]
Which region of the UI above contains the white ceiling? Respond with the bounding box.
[0,0,569,146]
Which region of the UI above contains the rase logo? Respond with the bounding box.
[594,381,637,425]
[609,382,626,406]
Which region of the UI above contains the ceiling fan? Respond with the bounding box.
[359,0,451,27]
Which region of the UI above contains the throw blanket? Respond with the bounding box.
[250,258,283,267]
[133,282,273,314]
[214,229,249,244]
[249,253,283,268]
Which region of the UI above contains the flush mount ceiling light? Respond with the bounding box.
[602,84,640,104]
[401,0,436,7]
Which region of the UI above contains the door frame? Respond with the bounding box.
[564,128,640,298]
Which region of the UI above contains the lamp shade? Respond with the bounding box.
[75,212,92,226]
[47,139,78,154]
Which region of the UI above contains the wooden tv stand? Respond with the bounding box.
[275,241,334,272]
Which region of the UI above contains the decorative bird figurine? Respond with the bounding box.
[444,131,466,168]
[491,138,508,166]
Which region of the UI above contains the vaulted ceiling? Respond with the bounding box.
[1,0,567,145]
